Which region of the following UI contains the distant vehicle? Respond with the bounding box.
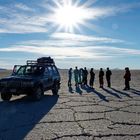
[0,57,61,101]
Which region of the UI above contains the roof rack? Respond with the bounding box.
[26,57,55,66]
[27,60,37,65]
[37,57,55,65]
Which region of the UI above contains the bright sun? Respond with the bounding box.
[51,0,90,32]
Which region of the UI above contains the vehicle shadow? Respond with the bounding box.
[81,85,109,102]
[102,88,121,99]
[0,95,59,140]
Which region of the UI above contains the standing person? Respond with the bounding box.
[99,68,104,88]
[123,67,131,90]
[78,68,83,85]
[89,68,95,88]
[74,66,79,87]
[106,67,112,87]
[68,68,72,87]
[81,68,84,84]
[83,67,88,85]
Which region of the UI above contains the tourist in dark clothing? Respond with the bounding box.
[68,68,72,87]
[78,68,83,85]
[81,68,85,84]
[123,67,131,90]
[74,66,79,87]
[83,67,88,85]
[89,68,95,88]
[99,68,104,88]
[106,67,112,87]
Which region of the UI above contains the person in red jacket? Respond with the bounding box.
[123,67,131,90]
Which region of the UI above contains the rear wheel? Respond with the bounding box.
[32,86,43,101]
[1,89,12,101]
[52,83,59,95]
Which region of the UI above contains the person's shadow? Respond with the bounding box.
[111,88,132,98]
[102,88,121,99]
[68,86,74,93]
[0,95,59,140]
[92,89,109,102]
[129,88,140,96]
[75,85,83,95]
[81,85,93,93]
[130,88,140,93]
[81,85,109,102]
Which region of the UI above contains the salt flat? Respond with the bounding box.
[0,70,140,140]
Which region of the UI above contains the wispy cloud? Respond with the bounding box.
[88,3,140,19]
[14,3,34,12]
[0,44,140,60]
[0,32,137,60]
[0,3,49,33]
[0,1,140,33]
[14,32,127,49]
[51,32,126,44]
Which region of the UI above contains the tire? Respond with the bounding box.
[32,86,43,101]
[52,83,59,95]
[1,89,12,101]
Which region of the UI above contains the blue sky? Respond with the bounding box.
[0,0,140,69]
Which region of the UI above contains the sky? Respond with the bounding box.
[0,0,140,69]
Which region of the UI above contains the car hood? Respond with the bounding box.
[0,75,36,82]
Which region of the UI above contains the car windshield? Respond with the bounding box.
[16,65,44,76]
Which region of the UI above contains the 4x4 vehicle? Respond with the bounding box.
[0,57,61,101]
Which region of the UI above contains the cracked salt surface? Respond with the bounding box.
[0,70,140,140]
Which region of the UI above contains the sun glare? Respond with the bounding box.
[51,0,90,32]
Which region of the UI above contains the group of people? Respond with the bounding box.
[68,67,89,87]
[68,67,131,90]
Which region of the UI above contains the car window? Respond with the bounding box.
[12,65,21,75]
[47,66,53,76]
[25,66,32,75]
[44,67,49,76]
[52,66,58,74]
[34,66,44,76]
[17,66,25,75]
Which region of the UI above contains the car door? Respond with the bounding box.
[47,66,54,86]
[43,67,53,89]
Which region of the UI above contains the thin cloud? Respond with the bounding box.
[0,45,99,59]
[0,3,49,33]
[51,32,126,44]
[0,31,135,60]
[0,1,140,33]
[0,44,140,60]
[17,32,127,48]
[14,3,34,12]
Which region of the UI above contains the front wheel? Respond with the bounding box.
[52,83,59,95]
[32,86,44,101]
[1,89,12,101]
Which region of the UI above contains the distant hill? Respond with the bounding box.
[0,68,7,71]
